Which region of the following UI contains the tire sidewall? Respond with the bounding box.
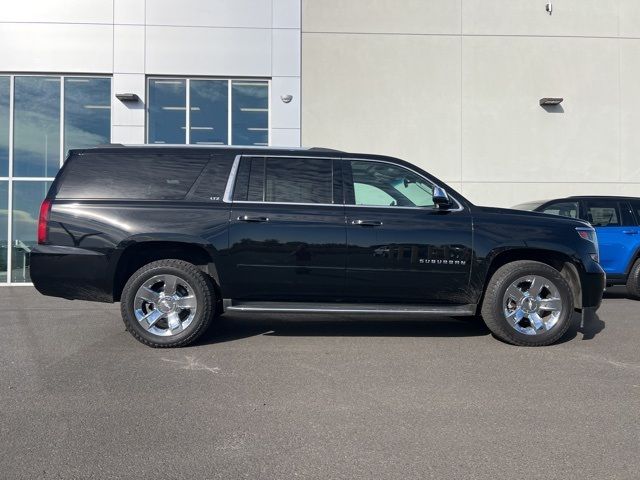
[122,263,211,346]
[489,264,573,345]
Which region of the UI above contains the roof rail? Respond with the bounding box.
[308,147,344,152]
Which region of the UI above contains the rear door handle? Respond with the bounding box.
[237,215,270,223]
[622,230,639,235]
[351,219,383,227]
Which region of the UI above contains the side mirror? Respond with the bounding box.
[432,186,452,210]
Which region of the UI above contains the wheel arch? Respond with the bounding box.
[477,248,582,313]
[111,240,222,309]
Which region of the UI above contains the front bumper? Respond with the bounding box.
[30,245,113,302]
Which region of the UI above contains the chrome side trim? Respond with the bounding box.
[222,155,241,203]
[224,154,465,212]
[224,302,476,316]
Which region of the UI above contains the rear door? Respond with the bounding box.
[342,159,473,304]
[583,198,637,275]
[225,155,347,301]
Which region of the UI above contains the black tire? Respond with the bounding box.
[480,260,574,346]
[120,259,215,348]
[627,258,640,300]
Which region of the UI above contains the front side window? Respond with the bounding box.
[233,157,333,204]
[147,78,269,146]
[541,201,579,219]
[349,160,434,208]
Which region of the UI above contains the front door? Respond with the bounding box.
[225,155,346,301]
[342,159,473,304]
[583,199,638,276]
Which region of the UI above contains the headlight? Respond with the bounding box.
[576,227,599,263]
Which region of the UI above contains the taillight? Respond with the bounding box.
[576,227,599,263]
[37,198,52,244]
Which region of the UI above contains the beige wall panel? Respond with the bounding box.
[303,0,461,35]
[461,36,619,185]
[462,0,618,37]
[620,40,640,183]
[619,0,640,38]
[302,33,461,182]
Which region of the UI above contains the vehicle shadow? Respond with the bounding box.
[603,286,635,300]
[198,310,606,346]
[197,314,491,346]
[557,311,606,344]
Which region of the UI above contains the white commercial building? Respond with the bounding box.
[2,0,640,284]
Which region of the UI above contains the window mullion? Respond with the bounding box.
[185,78,190,144]
[6,75,14,284]
[227,80,232,146]
[59,76,65,167]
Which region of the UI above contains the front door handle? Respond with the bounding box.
[351,219,383,227]
[622,230,639,235]
[237,215,270,223]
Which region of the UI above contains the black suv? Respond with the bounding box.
[31,146,605,347]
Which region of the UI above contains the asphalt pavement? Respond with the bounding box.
[1,287,638,479]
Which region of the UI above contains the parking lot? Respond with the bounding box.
[1,287,638,479]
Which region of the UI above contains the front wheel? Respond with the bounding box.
[481,261,574,346]
[120,259,215,347]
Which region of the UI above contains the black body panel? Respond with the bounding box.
[31,146,605,312]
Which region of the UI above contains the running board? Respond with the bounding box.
[224,301,475,316]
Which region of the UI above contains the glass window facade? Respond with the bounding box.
[13,76,61,178]
[64,77,111,153]
[0,181,7,282]
[0,75,111,284]
[148,78,269,146]
[0,77,9,176]
[11,181,51,283]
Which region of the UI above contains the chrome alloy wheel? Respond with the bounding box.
[502,275,563,336]
[134,274,198,336]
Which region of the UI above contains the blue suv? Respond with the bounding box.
[515,196,640,298]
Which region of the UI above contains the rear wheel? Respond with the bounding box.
[481,260,574,346]
[120,259,215,347]
[626,258,640,300]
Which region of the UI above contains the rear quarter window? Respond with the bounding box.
[56,153,209,200]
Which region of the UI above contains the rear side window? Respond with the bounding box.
[584,200,635,227]
[233,157,333,204]
[541,201,579,219]
[57,153,208,200]
[188,156,234,202]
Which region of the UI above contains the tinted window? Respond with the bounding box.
[541,201,579,219]
[57,153,208,200]
[188,156,234,202]
[584,200,630,227]
[233,157,333,204]
[348,160,434,207]
[631,200,640,225]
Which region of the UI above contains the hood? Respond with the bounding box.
[474,205,592,228]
